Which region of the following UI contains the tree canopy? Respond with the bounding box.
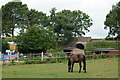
[49,8,92,45]
[2,1,29,37]
[1,1,93,52]
[104,1,120,40]
[26,9,48,27]
[15,26,56,52]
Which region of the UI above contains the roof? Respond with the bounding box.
[92,48,117,51]
[7,42,17,45]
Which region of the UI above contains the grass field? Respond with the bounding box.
[2,58,118,78]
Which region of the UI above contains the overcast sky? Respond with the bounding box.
[0,0,119,38]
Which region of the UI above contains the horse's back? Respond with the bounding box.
[72,48,84,55]
[70,54,84,62]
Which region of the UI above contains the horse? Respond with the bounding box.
[68,53,86,73]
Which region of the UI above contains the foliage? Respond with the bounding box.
[2,1,93,51]
[49,8,93,46]
[2,1,29,37]
[86,40,118,50]
[85,51,92,55]
[104,1,120,39]
[2,37,14,52]
[26,9,48,27]
[1,1,49,37]
[10,59,16,65]
[51,52,66,57]
[15,26,56,52]
[23,58,66,64]
[2,41,9,53]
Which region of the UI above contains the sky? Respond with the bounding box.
[0,0,120,39]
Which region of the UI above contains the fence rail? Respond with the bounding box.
[0,54,119,62]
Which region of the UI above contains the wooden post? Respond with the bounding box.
[41,52,43,61]
[33,54,34,59]
[17,52,19,62]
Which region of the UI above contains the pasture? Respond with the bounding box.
[2,58,118,78]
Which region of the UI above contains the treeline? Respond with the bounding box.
[1,0,120,53]
[1,1,92,52]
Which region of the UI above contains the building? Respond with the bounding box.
[64,37,91,49]
[91,48,120,55]
[63,37,91,56]
[7,42,17,51]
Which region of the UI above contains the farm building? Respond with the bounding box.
[7,42,17,51]
[91,48,120,55]
[63,37,91,56]
[65,37,91,49]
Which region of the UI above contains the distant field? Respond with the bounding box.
[2,58,118,78]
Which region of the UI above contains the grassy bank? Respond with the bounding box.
[2,58,118,78]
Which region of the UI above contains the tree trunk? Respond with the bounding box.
[11,28,14,37]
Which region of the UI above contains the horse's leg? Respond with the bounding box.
[79,61,82,73]
[83,56,86,73]
[68,65,71,72]
[68,58,71,72]
[71,62,74,72]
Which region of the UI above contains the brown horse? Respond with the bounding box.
[68,54,86,73]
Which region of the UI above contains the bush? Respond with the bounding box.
[51,52,66,57]
[10,59,16,65]
[85,51,92,55]
[23,58,66,64]
[24,60,41,64]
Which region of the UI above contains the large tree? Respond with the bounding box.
[2,1,29,37]
[49,8,92,45]
[26,9,49,27]
[104,1,120,39]
[15,26,56,52]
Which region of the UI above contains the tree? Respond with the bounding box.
[104,1,120,39]
[2,1,29,37]
[2,40,9,53]
[49,8,92,45]
[15,26,56,53]
[26,9,49,27]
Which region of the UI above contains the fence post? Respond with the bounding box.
[8,52,10,62]
[17,52,19,62]
[41,52,44,61]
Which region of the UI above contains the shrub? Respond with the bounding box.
[24,60,41,64]
[85,51,92,55]
[23,58,67,64]
[10,59,16,65]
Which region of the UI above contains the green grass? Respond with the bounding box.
[2,58,118,78]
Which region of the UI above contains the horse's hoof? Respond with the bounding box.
[84,71,86,73]
[79,71,81,73]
